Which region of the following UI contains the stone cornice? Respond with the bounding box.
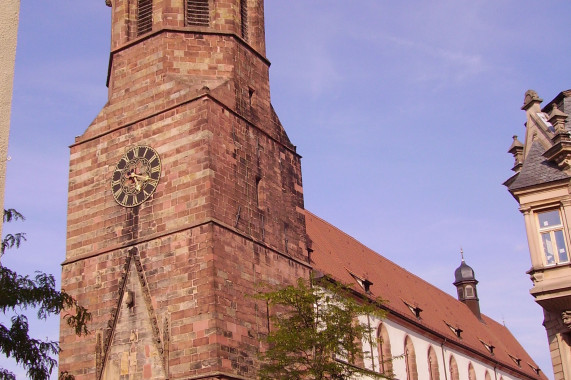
[62,217,311,270]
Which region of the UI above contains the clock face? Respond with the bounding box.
[112,145,161,207]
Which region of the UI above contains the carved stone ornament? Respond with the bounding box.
[125,290,135,308]
[561,310,571,329]
[521,89,543,111]
[105,0,112,7]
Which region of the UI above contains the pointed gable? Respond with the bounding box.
[507,140,569,191]
[99,249,167,379]
[507,89,571,192]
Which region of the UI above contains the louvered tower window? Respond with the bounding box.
[137,0,153,36]
[240,0,248,40]
[186,0,210,26]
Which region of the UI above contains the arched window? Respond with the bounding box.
[404,336,418,380]
[351,322,365,368]
[449,355,459,380]
[485,371,492,380]
[377,323,393,376]
[468,362,477,380]
[427,346,440,380]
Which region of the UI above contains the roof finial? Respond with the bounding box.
[460,247,465,262]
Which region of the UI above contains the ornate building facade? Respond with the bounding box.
[506,89,571,380]
[59,1,545,379]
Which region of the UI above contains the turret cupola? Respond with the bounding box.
[453,250,481,320]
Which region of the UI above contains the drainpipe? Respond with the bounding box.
[367,314,375,372]
[441,339,448,380]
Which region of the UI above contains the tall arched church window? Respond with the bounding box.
[485,371,492,380]
[186,0,210,26]
[427,346,440,380]
[137,0,153,36]
[240,0,248,40]
[377,323,393,376]
[468,363,477,380]
[350,318,365,368]
[404,336,418,380]
[449,356,459,380]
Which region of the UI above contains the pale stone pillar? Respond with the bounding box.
[0,0,20,246]
[521,207,542,269]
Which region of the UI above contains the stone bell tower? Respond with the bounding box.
[59,1,311,378]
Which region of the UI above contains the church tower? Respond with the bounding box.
[59,1,311,378]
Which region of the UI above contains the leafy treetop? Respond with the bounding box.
[255,276,394,380]
[0,209,91,380]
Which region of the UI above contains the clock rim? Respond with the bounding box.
[111,145,161,208]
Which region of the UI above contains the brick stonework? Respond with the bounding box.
[59,1,311,378]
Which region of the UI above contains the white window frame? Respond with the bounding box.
[536,209,570,266]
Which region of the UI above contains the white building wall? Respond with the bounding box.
[356,315,523,380]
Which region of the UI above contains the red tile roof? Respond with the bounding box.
[306,211,547,380]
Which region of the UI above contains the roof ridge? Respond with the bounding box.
[306,210,490,315]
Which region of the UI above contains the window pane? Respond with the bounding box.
[542,233,556,265]
[465,286,474,297]
[555,230,569,263]
[538,210,562,228]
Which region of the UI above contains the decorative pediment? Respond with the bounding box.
[543,104,571,171]
[97,248,169,380]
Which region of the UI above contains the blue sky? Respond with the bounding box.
[2,1,571,378]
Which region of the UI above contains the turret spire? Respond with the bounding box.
[453,252,481,320]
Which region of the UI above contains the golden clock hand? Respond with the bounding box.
[129,174,141,191]
[130,173,150,181]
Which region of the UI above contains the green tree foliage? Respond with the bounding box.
[0,209,91,380]
[255,276,393,380]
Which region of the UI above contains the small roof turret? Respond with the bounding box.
[453,249,481,320]
[454,249,476,284]
[508,135,524,173]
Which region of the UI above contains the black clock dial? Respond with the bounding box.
[112,145,161,207]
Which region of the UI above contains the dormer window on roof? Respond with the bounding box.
[444,321,463,338]
[508,353,522,367]
[402,300,422,319]
[346,269,373,294]
[479,339,495,355]
[527,363,541,375]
